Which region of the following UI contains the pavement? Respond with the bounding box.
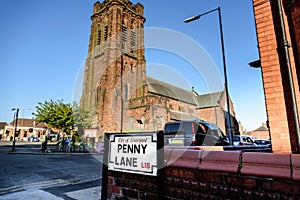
[0,181,101,200]
[0,141,103,200]
[0,187,101,200]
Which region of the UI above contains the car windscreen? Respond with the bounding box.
[164,123,179,135]
[164,122,193,135]
[198,121,225,137]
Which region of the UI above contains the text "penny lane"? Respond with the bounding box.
[117,144,148,154]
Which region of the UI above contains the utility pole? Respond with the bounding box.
[11,108,19,152]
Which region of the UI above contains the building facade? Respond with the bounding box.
[81,0,239,137]
[3,118,48,142]
[197,91,239,136]
[252,0,300,153]
[248,123,270,140]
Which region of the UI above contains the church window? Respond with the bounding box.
[104,26,108,41]
[130,64,134,73]
[96,83,103,101]
[125,83,130,100]
[128,118,134,130]
[179,106,185,112]
[97,29,102,45]
[96,87,99,101]
[122,25,127,41]
[122,25,127,50]
[130,29,136,53]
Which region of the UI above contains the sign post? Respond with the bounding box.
[101,131,164,199]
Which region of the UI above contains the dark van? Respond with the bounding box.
[163,120,230,146]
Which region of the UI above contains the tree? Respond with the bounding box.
[34,100,94,135]
[72,102,94,128]
[72,102,95,136]
[34,100,74,134]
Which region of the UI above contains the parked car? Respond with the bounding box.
[254,139,271,147]
[233,135,256,146]
[28,136,40,142]
[163,120,230,146]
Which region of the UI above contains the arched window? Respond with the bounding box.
[125,83,130,100]
[130,64,134,73]
[97,25,102,45]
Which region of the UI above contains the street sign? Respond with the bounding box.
[107,132,160,176]
[101,131,164,200]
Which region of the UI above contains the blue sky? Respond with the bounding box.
[0,0,266,131]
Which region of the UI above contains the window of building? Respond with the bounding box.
[97,28,102,45]
[179,106,184,112]
[130,29,136,53]
[104,25,108,41]
[128,118,134,130]
[125,83,130,100]
[122,25,127,50]
[122,25,127,42]
[130,64,134,73]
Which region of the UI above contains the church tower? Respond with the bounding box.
[81,0,146,133]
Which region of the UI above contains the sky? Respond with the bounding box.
[0,0,266,131]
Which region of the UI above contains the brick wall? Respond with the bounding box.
[104,147,300,199]
[250,129,270,140]
[286,0,300,88]
[198,107,226,133]
[197,92,237,135]
[252,0,300,153]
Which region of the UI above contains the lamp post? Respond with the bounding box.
[185,7,233,145]
[11,108,19,152]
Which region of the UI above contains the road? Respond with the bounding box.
[0,142,103,200]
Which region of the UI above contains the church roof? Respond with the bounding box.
[196,91,224,109]
[146,76,198,105]
[169,110,200,120]
[253,123,269,132]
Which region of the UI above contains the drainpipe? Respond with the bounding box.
[276,0,300,152]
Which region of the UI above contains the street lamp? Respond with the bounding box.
[184,7,233,145]
[11,108,19,152]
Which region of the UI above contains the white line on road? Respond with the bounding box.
[0,179,72,195]
[0,186,102,200]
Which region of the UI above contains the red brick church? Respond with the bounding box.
[80,0,239,137]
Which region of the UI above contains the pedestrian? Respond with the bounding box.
[40,136,48,153]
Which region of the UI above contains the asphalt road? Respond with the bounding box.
[0,143,103,200]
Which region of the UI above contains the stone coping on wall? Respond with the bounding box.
[164,146,300,181]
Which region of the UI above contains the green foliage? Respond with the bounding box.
[72,102,94,129]
[34,100,94,134]
[34,100,74,134]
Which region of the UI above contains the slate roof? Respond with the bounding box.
[169,110,200,120]
[254,124,269,132]
[0,122,7,129]
[9,118,47,128]
[196,91,224,109]
[146,76,198,105]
